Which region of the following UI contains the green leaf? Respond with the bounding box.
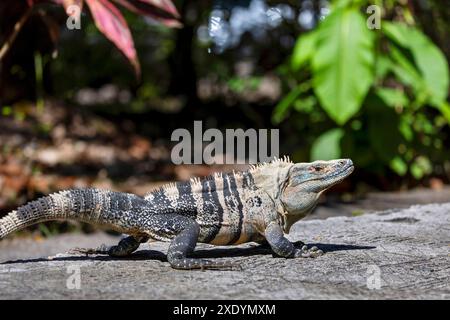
[410,163,423,179]
[430,101,450,124]
[293,96,316,113]
[2,106,12,116]
[399,115,414,141]
[382,22,409,47]
[410,156,432,180]
[375,87,409,108]
[272,82,310,124]
[383,22,449,103]
[412,38,448,101]
[310,128,344,161]
[375,55,393,80]
[389,45,424,91]
[312,8,375,125]
[390,156,407,176]
[291,31,317,71]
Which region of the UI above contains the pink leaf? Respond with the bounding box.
[60,0,84,12]
[85,0,140,75]
[140,0,180,18]
[112,0,181,27]
[50,0,84,11]
[56,0,83,8]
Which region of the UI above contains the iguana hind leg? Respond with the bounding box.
[149,214,237,270]
[71,235,148,257]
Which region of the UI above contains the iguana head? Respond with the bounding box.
[249,157,354,233]
[279,159,354,232]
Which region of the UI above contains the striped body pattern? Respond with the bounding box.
[0,157,354,270]
[0,189,152,238]
[143,170,269,245]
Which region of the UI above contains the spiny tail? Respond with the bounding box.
[0,188,146,239]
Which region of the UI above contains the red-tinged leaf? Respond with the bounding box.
[112,0,181,27]
[58,0,84,12]
[142,0,180,18]
[85,0,140,75]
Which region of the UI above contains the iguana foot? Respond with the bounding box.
[264,222,321,258]
[257,239,306,248]
[293,245,324,258]
[68,235,144,257]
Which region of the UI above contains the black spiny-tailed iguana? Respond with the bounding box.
[0,157,354,270]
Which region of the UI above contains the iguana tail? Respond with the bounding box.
[0,188,148,239]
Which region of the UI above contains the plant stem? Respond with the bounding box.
[0,6,33,61]
[34,51,45,113]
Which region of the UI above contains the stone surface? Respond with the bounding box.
[0,203,449,299]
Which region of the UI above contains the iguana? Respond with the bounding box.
[0,157,353,270]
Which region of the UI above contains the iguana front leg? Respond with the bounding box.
[71,235,148,257]
[264,221,323,258]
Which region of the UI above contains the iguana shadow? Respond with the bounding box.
[1,242,375,264]
[191,242,375,259]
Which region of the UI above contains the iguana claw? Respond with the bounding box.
[293,245,324,258]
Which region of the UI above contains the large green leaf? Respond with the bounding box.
[383,22,449,103]
[310,128,344,161]
[388,45,424,91]
[312,7,375,125]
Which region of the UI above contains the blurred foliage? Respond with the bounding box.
[1,0,449,190]
[275,0,449,182]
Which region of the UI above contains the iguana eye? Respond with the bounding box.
[310,165,323,172]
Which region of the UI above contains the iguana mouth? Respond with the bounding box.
[333,161,354,178]
[303,160,354,184]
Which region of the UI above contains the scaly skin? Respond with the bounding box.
[0,157,354,270]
